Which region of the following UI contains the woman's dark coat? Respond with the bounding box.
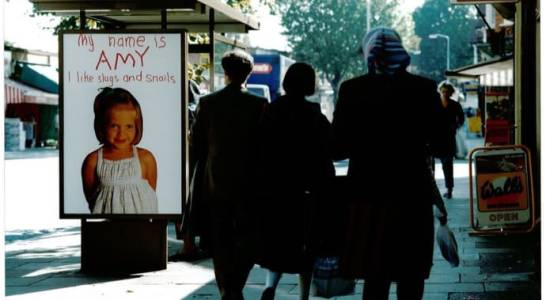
[332,71,440,280]
[430,99,465,158]
[258,95,335,273]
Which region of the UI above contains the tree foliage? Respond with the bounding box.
[51,17,104,34]
[412,0,481,82]
[278,0,412,95]
[225,0,279,14]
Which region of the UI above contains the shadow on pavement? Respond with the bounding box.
[5,226,142,296]
[5,148,59,160]
[5,226,80,244]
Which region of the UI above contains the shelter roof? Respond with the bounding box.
[30,0,259,33]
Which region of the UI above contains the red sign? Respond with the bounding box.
[252,63,272,74]
[477,171,527,211]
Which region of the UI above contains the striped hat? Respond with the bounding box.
[362,27,411,75]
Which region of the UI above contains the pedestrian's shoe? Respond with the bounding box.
[261,287,275,300]
[443,189,452,199]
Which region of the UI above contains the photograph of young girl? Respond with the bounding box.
[81,87,158,214]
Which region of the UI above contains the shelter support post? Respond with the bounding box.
[209,8,215,91]
[161,9,167,30]
[79,10,86,30]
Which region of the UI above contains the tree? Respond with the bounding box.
[413,0,481,82]
[278,0,411,97]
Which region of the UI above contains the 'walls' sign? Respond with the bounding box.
[474,149,531,227]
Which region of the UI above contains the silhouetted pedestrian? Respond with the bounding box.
[257,62,335,300]
[190,50,268,300]
[332,27,448,300]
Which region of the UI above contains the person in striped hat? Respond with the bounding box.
[332,27,448,300]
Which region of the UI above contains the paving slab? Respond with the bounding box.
[448,291,540,300]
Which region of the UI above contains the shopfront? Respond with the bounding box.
[4,78,58,151]
[4,47,60,150]
[448,0,540,232]
[449,0,539,152]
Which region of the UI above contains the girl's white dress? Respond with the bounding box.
[92,146,158,214]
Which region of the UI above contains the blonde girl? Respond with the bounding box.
[81,87,158,214]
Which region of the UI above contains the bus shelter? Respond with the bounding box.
[31,0,259,273]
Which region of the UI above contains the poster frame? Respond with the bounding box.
[59,29,188,220]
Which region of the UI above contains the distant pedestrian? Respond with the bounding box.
[54,113,60,148]
[332,27,448,300]
[23,114,36,149]
[190,50,268,300]
[430,80,465,199]
[257,62,335,300]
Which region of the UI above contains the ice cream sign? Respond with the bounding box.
[478,173,527,211]
[472,148,533,228]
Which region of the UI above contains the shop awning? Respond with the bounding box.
[445,55,513,78]
[13,62,58,94]
[30,0,259,33]
[4,78,58,105]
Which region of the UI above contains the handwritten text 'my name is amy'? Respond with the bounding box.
[78,34,167,70]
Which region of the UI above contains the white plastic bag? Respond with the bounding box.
[436,224,460,267]
[455,129,468,159]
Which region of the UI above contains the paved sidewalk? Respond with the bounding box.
[5,148,59,160]
[5,159,540,299]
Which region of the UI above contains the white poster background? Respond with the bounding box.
[62,32,184,215]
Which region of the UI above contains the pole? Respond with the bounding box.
[446,35,450,70]
[161,9,167,30]
[429,34,450,71]
[79,10,86,30]
[473,44,478,64]
[209,8,215,92]
[366,0,371,33]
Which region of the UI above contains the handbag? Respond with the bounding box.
[436,224,460,267]
[311,256,356,298]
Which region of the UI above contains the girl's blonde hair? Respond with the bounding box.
[93,87,143,145]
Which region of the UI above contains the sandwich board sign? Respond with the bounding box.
[469,145,535,233]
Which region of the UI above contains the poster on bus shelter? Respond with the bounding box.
[475,149,531,227]
[61,31,186,218]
